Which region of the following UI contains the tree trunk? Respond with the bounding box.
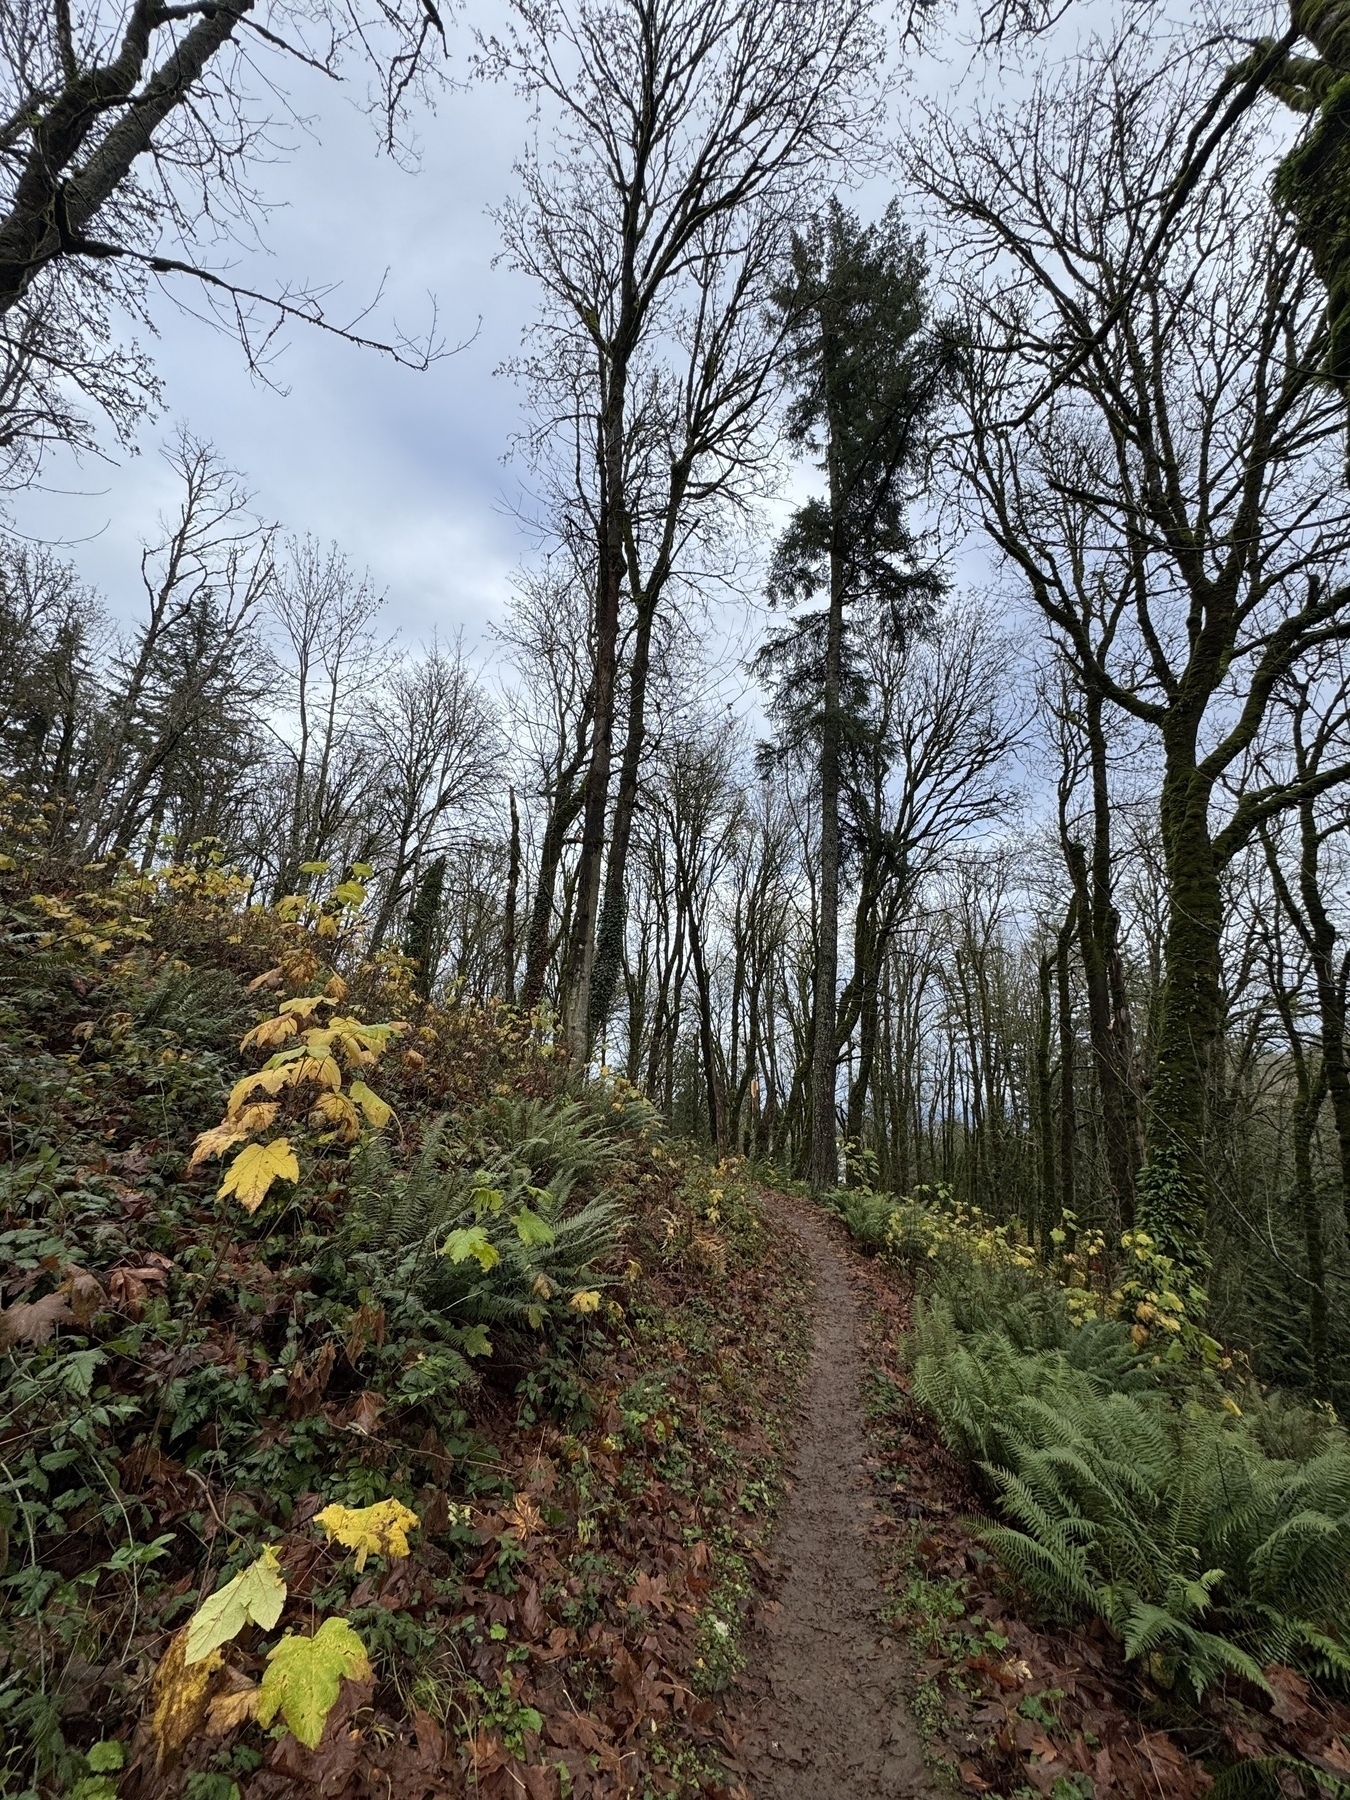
[1138,741,1224,1277]
[503,786,521,1004]
[1056,901,1078,1245]
[588,589,657,1040]
[809,532,845,1194]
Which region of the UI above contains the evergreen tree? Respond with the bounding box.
[755,200,951,1193]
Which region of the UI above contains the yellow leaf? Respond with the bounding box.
[258,1617,372,1748]
[348,1080,392,1129]
[227,1065,293,1115]
[315,1498,421,1572]
[241,1014,298,1052]
[569,1289,602,1314]
[233,1100,280,1136]
[184,1545,286,1663]
[205,1679,261,1736]
[151,1625,222,1769]
[217,1139,299,1214]
[187,1120,249,1172]
[308,1092,361,1144]
[292,1054,342,1091]
[316,913,339,939]
[279,996,326,1019]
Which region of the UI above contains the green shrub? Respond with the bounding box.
[910,1305,1350,1696]
[344,1092,628,1336]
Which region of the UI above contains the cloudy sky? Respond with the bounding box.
[6,1,1115,656]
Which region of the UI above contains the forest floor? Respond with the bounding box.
[732,1195,936,1800]
[737,1191,1350,1800]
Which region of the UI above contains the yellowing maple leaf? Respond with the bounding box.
[348,1079,392,1129]
[569,1289,602,1314]
[308,1092,361,1143]
[184,1545,286,1664]
[150,1625,222,1769]
[291,1054,342,1091]
[227,1065,294,1115]
[279,996,327,1019]
[187,1120,249,1172]
[217,1139,299,1214]
[315,1498,420,1571]
[258,1617,372,1748]
[240,1014,298,1052]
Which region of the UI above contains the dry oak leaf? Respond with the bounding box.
[185,1544,287,1663]
[315,1498,420,1571]
[217,1138,299,1214]
[257,1616,372,1748]
[151,1625,223,1769]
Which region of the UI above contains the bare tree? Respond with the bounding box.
[486,0,883,1058]
[917,34,1350,1272]
[74,430,274,857]
[266,537,387,898]
[0,0,445,478]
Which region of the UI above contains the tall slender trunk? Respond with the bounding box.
[503,786,521,1005]
[520,781,584,1012]
[809,530,845,1194]
[1064,686,1141,1228]
[588,590,657,1039]
[1056,900,1078,1245]
[1297,796,1350,1232]
[1036,945,1056,1253]
[562,368,630,1059]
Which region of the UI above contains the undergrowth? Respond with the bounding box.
[825,1176,1350,1792]
[0,834,809,1800]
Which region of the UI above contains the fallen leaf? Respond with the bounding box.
[63,1267,107,1326]
[0,1290,73,1348]
[150,1626,222,1769]
[258,1617,372,1748]
[205,1678,261,1736]
[185,1545,286,1663]
[315,1498,420,1572]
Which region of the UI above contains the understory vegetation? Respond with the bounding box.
[825,1179,1350,1794]
[0,839,811,1800]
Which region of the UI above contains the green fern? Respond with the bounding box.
[910,1305,1350,1695]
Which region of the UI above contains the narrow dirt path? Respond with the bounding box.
[733,1195,935,1799]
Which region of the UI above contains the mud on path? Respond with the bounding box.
[732,1194,935,1800]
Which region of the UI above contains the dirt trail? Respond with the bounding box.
[734,1196,934,1800]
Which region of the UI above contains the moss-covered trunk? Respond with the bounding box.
[1137,739,1224,1278]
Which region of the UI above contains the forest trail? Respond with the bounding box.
[734,1195,935,1800]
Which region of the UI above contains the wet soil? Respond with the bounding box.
[734,1195,935,1800]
